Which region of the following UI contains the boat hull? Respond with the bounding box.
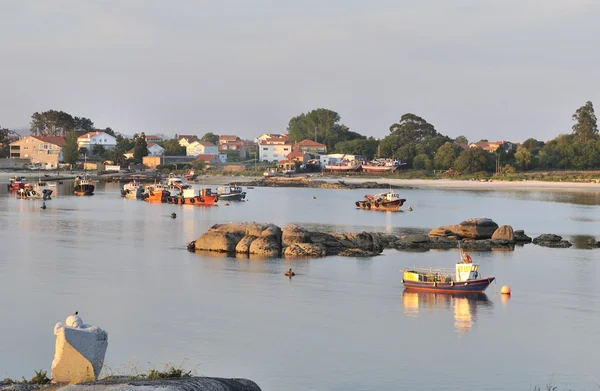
[355,198,406,211]
[403,277,495,293]
[361,165,396,173]
[218,193,246,201]
[325,164,361,172]
[74,184,95,196]
[168,194,218,205]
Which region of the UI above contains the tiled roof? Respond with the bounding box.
[33,136,66,147]
[194,154,217,162]
[295,139,326,147]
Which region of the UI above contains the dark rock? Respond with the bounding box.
[513,230,532,242]
[457,218,499,239]
[38,377,262,391]
[282,224,311,247]
[284,243,327,257]
[586,238,600,248]
[533,234,572,248]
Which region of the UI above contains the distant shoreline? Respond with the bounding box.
[2,170,600,192]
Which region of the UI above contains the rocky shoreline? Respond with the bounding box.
[188,219,600,257]
[0,377,261,391]
[229,177,412,190]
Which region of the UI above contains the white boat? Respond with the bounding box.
[121,181,144,199]
[325,162,362,172]
[166,173,190,189]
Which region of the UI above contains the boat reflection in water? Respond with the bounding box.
[402,291,493,336]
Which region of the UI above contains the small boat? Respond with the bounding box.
[184,169,198,181]
[216,185,246,201]
[325,161,362,172]
[8,176,28,191]
[121,181,145,199]
[356,191,406,211]
[168,187,219,206]
[144,188,172,203]
[401,250,495,293]
[165,173,190,189]
[73,176,95,196]
[361,159,408,173]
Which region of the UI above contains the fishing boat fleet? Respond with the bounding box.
[119,173,247,206]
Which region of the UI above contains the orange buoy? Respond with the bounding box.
[501,285,511,295]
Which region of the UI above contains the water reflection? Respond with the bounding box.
[402,291,493,336]
[570,235,600,249]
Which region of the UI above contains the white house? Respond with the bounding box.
[147,143,165,156]
[257,133,289,142]
[77,131,117,151]
[186,141,218,156]
[259,139,293,162]
[319,153,359,166]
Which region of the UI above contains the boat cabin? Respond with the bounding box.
[402,261,480,284]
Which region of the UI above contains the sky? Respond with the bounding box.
[1,0,599,143]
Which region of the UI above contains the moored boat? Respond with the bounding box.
[401,251,495,293]
[121,181,145,199]
[361,160,407,173]
[216,185,246,201]
[144,188,171,203]
[73,176,95,196]
[8,176,28,191]
[325,162,362,172]
[184,169,198,181]
[165,173,190,189]
[355,191,406,211]
[168,187,219,205]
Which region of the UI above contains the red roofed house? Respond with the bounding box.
[259,137,293,162]
[194,154,221,167]
[293,139,327,154]
[8,136,66,169]
[186,141,218,156]
[286,151,309,164]
[219,141,248,159]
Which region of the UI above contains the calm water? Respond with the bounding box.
[0,180,599,390]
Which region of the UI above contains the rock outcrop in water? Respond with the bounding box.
[231,177,412,190]
[0,377,262,391]
[189,222,387,257]
[187,219,586,256]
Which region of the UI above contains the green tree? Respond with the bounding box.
[0,126,10,158]
[412,153,432,169]
[514,146,532,170]
[133,132,149,163]
[333,138,379,158]
[92,144,106,156]
[388,113,437,142]
[103,127,116,137]
[78,147,88,157]
[434,142,462,170]
[455,135,468,145]
[522,138,545,151]
[572,101,598,142]
[201,132,219,145]
[30,110,75,136]
[112,135,135,165]
[287,108,363,151]
[73,116,95,132]
[453,148,494,174]
[62,131,79,166]
[160,139,186,156]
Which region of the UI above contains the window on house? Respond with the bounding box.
[284,148,289,151]
[263,147,268,150]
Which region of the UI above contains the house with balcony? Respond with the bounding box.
[219,135,238,144]
[9,136,65,169]
[186,141,218,156]
[77,131,117,151]
[293,140,327,154]
[144,135,163,143]
[259,138,293,162]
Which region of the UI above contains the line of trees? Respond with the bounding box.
[283,101,599,173]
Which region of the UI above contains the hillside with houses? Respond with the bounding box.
[1,102,599,174]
